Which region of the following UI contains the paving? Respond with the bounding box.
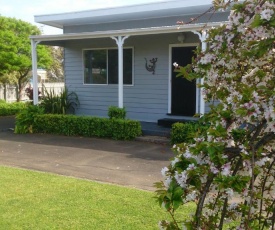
[0,116,174,191]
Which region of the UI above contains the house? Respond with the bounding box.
[30,0,230,123]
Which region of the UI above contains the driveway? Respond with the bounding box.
[0,116,173,191]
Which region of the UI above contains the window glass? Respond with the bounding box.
[108,49,133,85]
[83,48,133,85]
[84,50,107,84]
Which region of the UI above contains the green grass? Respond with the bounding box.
[0,166,194,230]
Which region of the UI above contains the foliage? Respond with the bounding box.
[0,16,52,101]
[0,101,27,116]
[16,113,141,140]
[25,86,42,100]
[15,105,44,134]
[46,47,64,82]
[157,1,275,229]
[171,122,209,145]
[108,106,126,119]
[0,166,193,230]
[40,86,79,114]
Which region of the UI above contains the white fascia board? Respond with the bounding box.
[34,0,213,28]
[30,21,227,43]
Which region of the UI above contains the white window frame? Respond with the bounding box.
[82,47,134,86]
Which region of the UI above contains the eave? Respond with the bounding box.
[30,21,227,46]
[34,0,214,29]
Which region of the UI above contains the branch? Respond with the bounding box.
[260,159,275,230]
[177,6,215,25]
[255,133,275,150]
[195,174,215,228]
[218,157,242,230]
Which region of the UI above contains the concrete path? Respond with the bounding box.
[0,117,173,191]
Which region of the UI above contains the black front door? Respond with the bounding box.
[171,46,196,116]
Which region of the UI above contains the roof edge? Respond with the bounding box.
[30,22,228,42]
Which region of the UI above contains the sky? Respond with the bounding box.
[0,0,168,34]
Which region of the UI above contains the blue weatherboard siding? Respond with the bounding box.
[62,8,230,122]
[64,33,210,122]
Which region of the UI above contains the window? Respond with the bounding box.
[83,48,133,85]
[84,50,107,84]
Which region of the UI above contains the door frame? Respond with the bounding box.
[168,43,200,115]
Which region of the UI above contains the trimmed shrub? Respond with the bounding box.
[111,119,142,140]
[0,102,27,116]
[32,114,141,140]
[15,105,44,134]
[108,106,126,119]
[171,121,209,145]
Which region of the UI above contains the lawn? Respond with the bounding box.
[0,166,194,229]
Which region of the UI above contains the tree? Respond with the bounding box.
[46,46,64,82]
[156,0,275,229]
[0,16,52,101]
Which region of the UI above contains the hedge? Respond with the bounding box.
[0,101,27,116]
[171,122,209,145]
[17,114,142,140]
[108,106,126,119]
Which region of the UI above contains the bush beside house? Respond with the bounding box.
[0,100,27,116]
[15,106,142,140]
[170,122,209,145]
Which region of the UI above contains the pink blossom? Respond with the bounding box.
[260,9,274,21]
[221,163,231,176]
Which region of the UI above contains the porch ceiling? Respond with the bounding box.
[30,22,227,46]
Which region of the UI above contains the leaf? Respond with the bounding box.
[251,14,262,28]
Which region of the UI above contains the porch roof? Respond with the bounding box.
[30,21,227,46]
[34,0,214,29]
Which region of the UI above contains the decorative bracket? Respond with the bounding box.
[145,58,158,75]
[191,30,208,52]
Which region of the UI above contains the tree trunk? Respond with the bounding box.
[15,84,19,102]
[4,83,7,101]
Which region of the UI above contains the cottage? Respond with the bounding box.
[30,0,229,123]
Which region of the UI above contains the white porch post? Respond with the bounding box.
[111,35,129,108]
[31,39,40,105]
[192,30,208,115]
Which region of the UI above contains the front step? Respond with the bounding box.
[140,122,171,137]
[157,118,191,128]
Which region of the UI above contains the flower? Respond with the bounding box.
[225,188,234,199]
[186,191,197,202]
[255,157,270,167]
[260,9,274,21]
[221,163,231,176]
[173,62,179,68]
[164,177,172,189]
[187,163,196,171]
[171,157,180,167]
[210,165,219,174]
[161,167,169,177]
[175,171,188,188]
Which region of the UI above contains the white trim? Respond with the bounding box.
[82,46,134,86]
[111,36,130,108]
[192,30,208,115]
[31,39,40,105]
[29,22,226,43]
[168,43,199,115]
[82,46,135,87]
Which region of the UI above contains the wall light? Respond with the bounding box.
[177,33,185,43]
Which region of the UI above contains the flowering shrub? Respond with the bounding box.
[25,86,41,100]
[156,0,275,229]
